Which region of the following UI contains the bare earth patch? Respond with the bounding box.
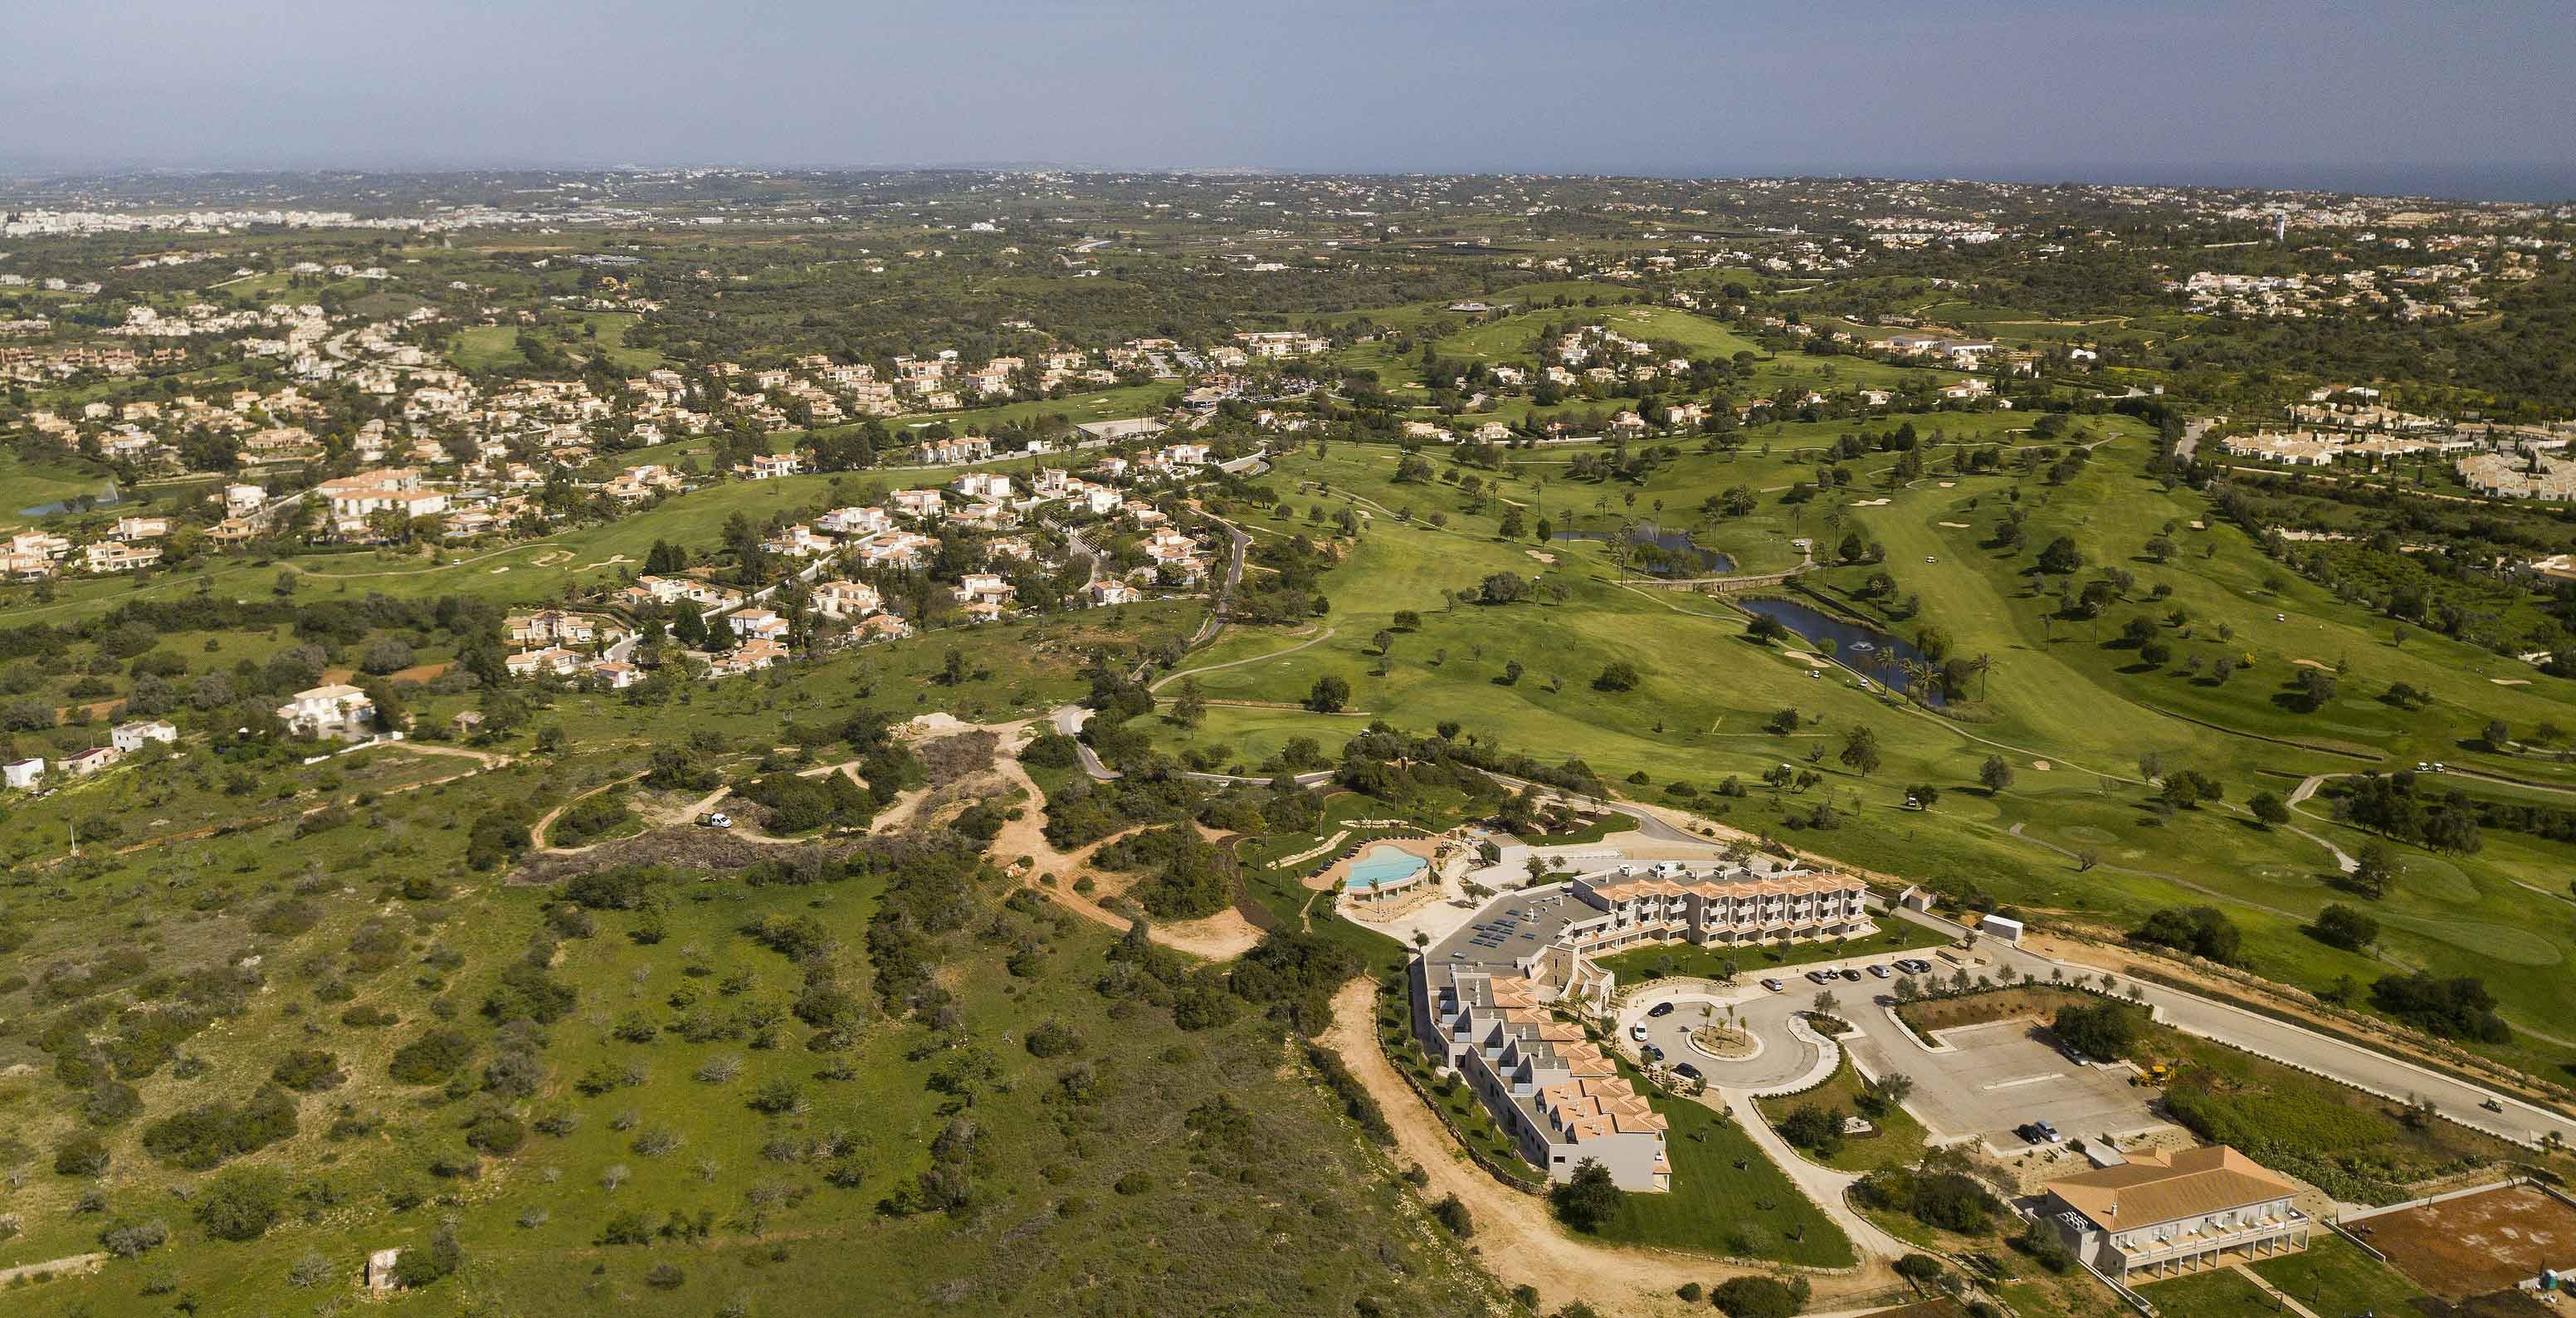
[2030,759,2052,770]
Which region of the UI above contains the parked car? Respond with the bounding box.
[1647,1002,1676,1018]
[1895,958,1934,974]
[2035,1120,2062,1143]
[1628,1023,1649,1042]
[2016,1123,2042,1145]
[1867,964,1891,979]
[697,812,732,829]
[1807,970,1833,984]
[1761,978,1786,992]
[1840,969,1863,982]
[1641,1044,1664,1062]
[1672,1062,1704,1083]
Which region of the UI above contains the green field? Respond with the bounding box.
[2247,1235,2427,1317]
[0,448,119,519]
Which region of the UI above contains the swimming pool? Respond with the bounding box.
[1345,843,1428,891]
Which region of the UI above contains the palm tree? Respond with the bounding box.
[1970,652,1994,700]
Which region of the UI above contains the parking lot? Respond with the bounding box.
[1618,950,2169,1155]
[1846,1018,2166,1153]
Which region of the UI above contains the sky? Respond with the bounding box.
[6,0,2575,198]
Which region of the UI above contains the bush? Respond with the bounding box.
[2014,1220,2074,1272]
[1548,1159,1623,1232]
[2050,1002,2140,1060]
[139,1084,299,1169]
[2369,972,2510,1044]
[271,1048,346,1091]
[1431,1193,1474,1238]
[1778,1103,1846,1156]
[1025,1019,1082,1058]
[1710,1276,1799,1318]
[1854,1163,2001,1233]
[2130,906,2242,964]
[388,1028,476,1084]
[2308,903,2379,951]
[98,1216,171,1257]
[193,1166,288,1241]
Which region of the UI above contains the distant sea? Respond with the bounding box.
[1796,162,2576,205]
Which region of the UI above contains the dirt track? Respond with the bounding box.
[985,720,1263,960]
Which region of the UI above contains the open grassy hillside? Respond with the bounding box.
[1167,434,2576,1078]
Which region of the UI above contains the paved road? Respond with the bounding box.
[2175,416,2215,461]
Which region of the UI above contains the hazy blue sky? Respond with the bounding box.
[7,0,2574,195]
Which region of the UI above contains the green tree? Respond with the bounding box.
[1838,725,1881,776]
[1549,1159,1624,1232]
[1305,674,1351,714]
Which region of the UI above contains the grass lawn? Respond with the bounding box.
[1584,1063,1856,1267]
[2134,1264,2276,1318]
[2247,1236,2427,1317]
[1754,1057,1930,1174]
[0,447,118,517]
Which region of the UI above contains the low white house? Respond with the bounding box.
[110,720,178,753]
[3,757,42,790]
[276,684,375,740]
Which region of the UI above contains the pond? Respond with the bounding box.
[1550,522,1734,575]
[18,486,122,518]
[1735,597,1945,705]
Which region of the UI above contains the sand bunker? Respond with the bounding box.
[1526,550,1558,564]
[2031,759,2052,770]
[1938,521,1971,529]
[2493,677,2532,686]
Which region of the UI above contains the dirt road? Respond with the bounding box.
[985,720,1264,959]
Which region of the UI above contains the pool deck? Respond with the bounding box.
[1317,836,1438,892]
[1322,836,1448,924]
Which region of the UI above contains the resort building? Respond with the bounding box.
[1407,859,1876,1194]
[1560,863,1873,959]
[1418,966,1671,1191]
[2039,1145,2310,1283]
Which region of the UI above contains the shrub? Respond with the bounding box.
[2370,972,2509,1043]
[1024,1019,1082,1058]
[1548,1159,1623,1232]
[2130,906,2242,964]
[388,1028,476,1084]
[193,1166,288,1241]
[271,1048,346,1092]
[1778,1103,1846,1156]
[99,1216,171,1257]
[1710,1276,1799,1318]
[139,1085,300,1169]
[1430,1194,1474,1238]
[2050,1002,2140,1060]
[2308,903,2379,952]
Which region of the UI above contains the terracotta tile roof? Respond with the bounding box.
[2047,1146,2297,1229]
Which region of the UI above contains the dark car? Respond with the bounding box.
[1647,1002,1676,1018]
[1672,1062,1704,1083]
[1641,1044,1665,1062]
[1839,968,1863,982]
